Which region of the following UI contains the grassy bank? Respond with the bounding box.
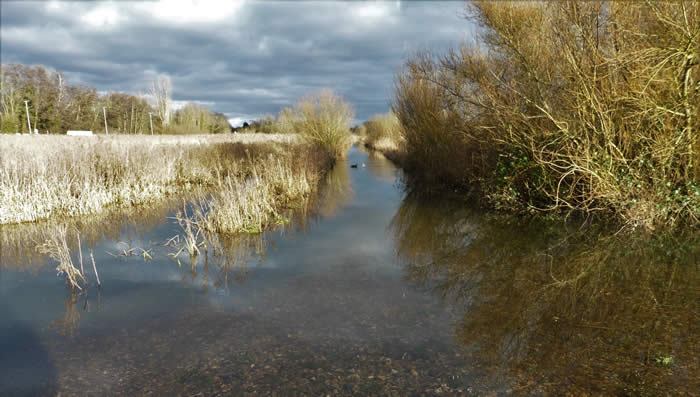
[388,1,699,230]
[0,134,320,226]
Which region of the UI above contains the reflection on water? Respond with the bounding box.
[0,196,182,272]
[0,145,697,395]
[393,193,699,395]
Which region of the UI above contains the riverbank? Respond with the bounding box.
[381,2,699,231]
[362,132,699,231]
[0,134,326,226]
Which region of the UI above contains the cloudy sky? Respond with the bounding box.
[1,0,474,126]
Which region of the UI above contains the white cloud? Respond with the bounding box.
[82,6,120,28]
[233,88,283,99]
[138,0,246,24]
[350,2,398,24]
[171,99,216,111]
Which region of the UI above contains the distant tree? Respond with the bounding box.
[0,64,21,132]
[149,74,172,127]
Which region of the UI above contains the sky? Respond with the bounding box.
[0,0,474,126]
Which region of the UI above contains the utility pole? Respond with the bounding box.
[149,112,154,136]
[24,100,31,134]
[103,107,109,135]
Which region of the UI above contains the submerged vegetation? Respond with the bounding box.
[1,2,698,395]
[388,1,699,229]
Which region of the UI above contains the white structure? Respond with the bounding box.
[67,130,94,136]
[24,100,32,134]
[103,107,109,135]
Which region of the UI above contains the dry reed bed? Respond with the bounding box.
[1,134,330,289]
[179,144,329,239]
[0,134,306,225]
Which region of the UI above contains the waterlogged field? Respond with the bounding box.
[0,145,697,395]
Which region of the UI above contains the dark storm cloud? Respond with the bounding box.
[0,1,474,125]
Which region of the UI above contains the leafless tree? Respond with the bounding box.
[149,74,172,127]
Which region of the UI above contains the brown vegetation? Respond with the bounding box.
[392,193,699,395]
[362,112,403,152]
[0,134,312,225]
[238,89,354,160]
[392,1,699,229]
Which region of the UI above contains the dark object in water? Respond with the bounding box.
[351,164,358,168]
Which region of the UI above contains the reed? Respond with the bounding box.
[194,144,331,234]
[0,134,305,225]
[36,225,85,290]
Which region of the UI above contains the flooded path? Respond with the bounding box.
[1,146,697,395]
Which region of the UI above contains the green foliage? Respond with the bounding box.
[655,355,674,367]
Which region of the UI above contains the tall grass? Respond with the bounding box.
[0,134,302,225]
[187,145,331,235]
[239,90,354,161]
[393,1,699,229]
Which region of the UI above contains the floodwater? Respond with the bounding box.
[0,146,697,395]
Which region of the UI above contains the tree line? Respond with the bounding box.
[0,63,231,134]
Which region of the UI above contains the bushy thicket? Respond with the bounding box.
[362,112,402,151]
[393,1,699,229]
[171,103,232,135]
[242,89,354,160]
[294,89,354,160]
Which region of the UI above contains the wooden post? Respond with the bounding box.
[24,100,31,134]
[103,107,109,135]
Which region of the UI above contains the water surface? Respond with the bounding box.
[1,146,697,395]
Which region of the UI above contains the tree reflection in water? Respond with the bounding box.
[391,193,699,395]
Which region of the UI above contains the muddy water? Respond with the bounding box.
[0,146,697,395]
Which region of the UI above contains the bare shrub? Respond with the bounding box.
[394,1,699,228]
[294,89,355,160]
[363,112,403,151]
